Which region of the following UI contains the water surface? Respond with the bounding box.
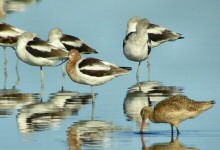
[0,0,220,149]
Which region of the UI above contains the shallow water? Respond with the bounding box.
[0,0,220,149]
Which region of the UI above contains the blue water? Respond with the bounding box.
[0,0,220,149]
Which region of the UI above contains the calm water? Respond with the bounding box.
[0,0,220,149]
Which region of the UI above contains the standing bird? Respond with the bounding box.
[140,95,215,135]
[123,19,151,89]
[0,22,25,83]
[0,22,25,50]
[66,50,131,101]
[48,27,98,54]
[16,32,69,87]
[126,16,184,81]
[126,16,184,48]
[48,28,98,87]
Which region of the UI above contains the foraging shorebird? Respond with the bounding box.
[140,95,215,135]
[126,16,184,48]
[66,49,131,101]
[48,27,98,54]
[16,32,69,86]
[123,19,151,87]
[0,22,25,64]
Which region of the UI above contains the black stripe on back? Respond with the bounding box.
[123,32,134,48]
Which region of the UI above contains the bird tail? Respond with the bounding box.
[113,66,132,76]
[209,100,216,104]
[120,67,132,71]
[178,33,184,39]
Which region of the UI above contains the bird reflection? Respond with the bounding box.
[141,135,198,150]
[67,120,123,150]
[0,0,41,19]
[0,88,40,116]
[17,89,93,135]
[123,81,183,128]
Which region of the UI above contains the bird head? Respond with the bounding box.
[68,49,81,61]
[49,27,63,41]
[18,32,37,43]
[136,18,150,33]
[140,106,151,133]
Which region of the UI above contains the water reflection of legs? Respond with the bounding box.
[141,134,146,150]
[41,82,45,102]
[136,62,142,91]
[91,101,95,120]
[90,85,96,120]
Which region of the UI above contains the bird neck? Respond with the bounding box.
[136,29,148,37]
[48,35,58,43]
[147,108,158,123]
[127,23,137,34]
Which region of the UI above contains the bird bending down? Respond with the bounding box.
[140,94,215,135]
[16,32,69,87]
[123,18,151,88]
[66,50,131,102]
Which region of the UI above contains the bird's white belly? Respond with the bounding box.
[124,44,148,62]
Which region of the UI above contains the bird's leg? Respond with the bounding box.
[147,55,150,81]
[62,64,66,90]
[171,124,174,138]
[91,85,95,103]
[4,47,8,89]
[176,127,180,135]
[15,59,20,87]
[40,67,45,101]
[136,62,142,91]
[4,57,8,89]
[40,67,44,86]
[4,47,8,66]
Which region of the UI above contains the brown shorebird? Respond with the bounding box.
[66,50,131,101]
[140,94,215,135]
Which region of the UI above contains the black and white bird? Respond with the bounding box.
[16,32,69,86]
[0,22,25,64]
[126,16,184,48]
[123,18,151,88]
[48,27,98,54]
[48,27,98,87]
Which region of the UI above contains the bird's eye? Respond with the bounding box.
[141,112,145,118]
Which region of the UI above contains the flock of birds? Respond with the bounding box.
[0,16,215,136]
